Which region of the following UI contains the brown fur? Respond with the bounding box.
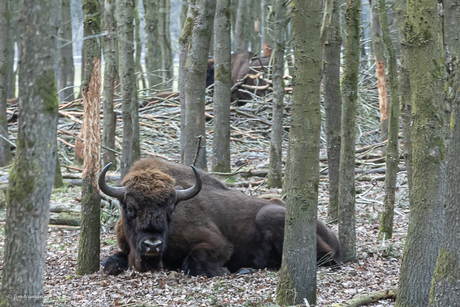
[206,52,271,105]
[103,158,343,277]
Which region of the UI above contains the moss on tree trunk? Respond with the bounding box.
[395,0,446,304]
[323,0,343,222]
[275,0,321,305]
[182,0,216,169]
[338,0,360,262]
[378,0,400,240]
[76,0,102,276]
[0,0,59,302]
[211,0,232,173]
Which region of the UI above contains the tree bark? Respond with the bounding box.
[102,0,118,168]
[263,0,275,48]
[395,0,412,195]
[0,0,12,166]
[182,0,216,169]
[378,0,400,240]
[135,1,146,91]
[370,0,389,142]
[338,0,360,262]
[323,0,342,222]
[179,0,195,163]
[275,0,321,305]
[159,0,173,90]
[6,0,18,99]
[395,0,446,304]
[267,0,285,189]
[249,0,261,52]
[76,0,101,276]
[118,0,140,178]
[211,0,232,173]
[59,0,75,102]
[234,0,246,52]
[428,1,460,301]
[144,0,163,90]
[0,0,59,303]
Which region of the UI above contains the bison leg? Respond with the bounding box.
[102,251,129,275]
[255,202,286,268]
[182,242,232,277]
[103,218,130,275]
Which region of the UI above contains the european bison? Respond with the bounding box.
[207,51,271,105]
[100,158,342,277]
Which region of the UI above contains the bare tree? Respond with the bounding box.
[118,0,140,178]
[322,0,342,222]
[370,0,389,141]
[338,0,360,262]
[144,0,162,90]
[6,0,18,99]
[395,0,446,304]
[76,0,102,275]
[59,0,75,102]
[276,0,322,304]
[267,0,285,188]
[211,0,232,172]
[234,0,246,52]
[0,0,12,166]
[378,0,399,240]
[182,0,216,169]
[428,1,460,299]
[0,0,59,303]
[102,0,118,168]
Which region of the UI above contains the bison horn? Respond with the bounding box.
[99,163,126,199]
[176,166,202,202]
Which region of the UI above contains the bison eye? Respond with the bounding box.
[126,205,135,217]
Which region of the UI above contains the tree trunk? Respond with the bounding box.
[135,1,146,90]
[118,0,139,178]
[370,0,389,142]
[395,0,446,304]
[102,0,118,168]
[323,0,342,222]
[6,0,18,99]
[159,0,173,90]
[263,0,274,49]
[249,0,261,52]
[0,0,59,303]
[182,0,216,169]
[54,146,64,188]
[59,0,75,102]
[276,0,321,305]
[338,0,360,262]
[395,0,412,195]
[180,0,189,28]
[211,0,231,173]
[144,0,163,90]
[76,0,101,276]
[267,0,285,189]
[179,1,194,163]
[234,0,246,52]
[377,0,399,240]
[428,1,460,301]
[0,0,12,167]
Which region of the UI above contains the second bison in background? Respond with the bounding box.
[207,51,271,105]
[100,158,342,277]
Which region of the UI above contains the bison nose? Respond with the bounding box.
[142,239,163,253]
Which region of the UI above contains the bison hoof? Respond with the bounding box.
[102,254,128,275]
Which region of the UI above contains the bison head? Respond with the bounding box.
[99,163,202,259]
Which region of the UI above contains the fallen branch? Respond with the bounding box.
[325,289,396,307]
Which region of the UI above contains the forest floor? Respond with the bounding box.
[0,89,406,306]
[0,154,408,307]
